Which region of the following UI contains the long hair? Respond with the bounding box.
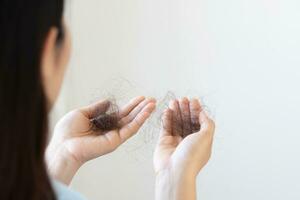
[0,0,64,199]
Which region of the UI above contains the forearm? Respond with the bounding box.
[46,142,82,185]
[155,169,197,200]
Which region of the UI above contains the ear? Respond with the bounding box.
[41,27,59,82]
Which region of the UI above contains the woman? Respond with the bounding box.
[0,0,215,199]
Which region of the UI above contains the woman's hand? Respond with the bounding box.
[47,96,156,185]
[154,98,215,200]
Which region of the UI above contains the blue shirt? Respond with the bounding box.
[52,180,86,200]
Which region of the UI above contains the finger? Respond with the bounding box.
[119,102,156,142]
[80,100,111,118]
[169,99,182,136]
[119,96,145,118]
[120,97,156,125]
[160,108,173,137]
[199,111,215,135]
[179,97,192,137]
[190,98,202,132]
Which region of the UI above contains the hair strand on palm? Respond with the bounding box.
[89,100,121,133]
[165,98,202,138]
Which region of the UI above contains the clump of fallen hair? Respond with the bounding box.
[90,100,121,133]
[155,92,202,138]
[170,109,201,138]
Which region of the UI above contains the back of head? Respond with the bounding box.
[0,0,64,199]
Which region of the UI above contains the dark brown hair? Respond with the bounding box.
[0,0,64,199]
[90,101,121,133]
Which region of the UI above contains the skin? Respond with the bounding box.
[42,21,215,199]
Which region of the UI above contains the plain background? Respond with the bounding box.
[50,0,300,199]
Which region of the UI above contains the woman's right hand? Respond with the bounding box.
[154,98,215,200]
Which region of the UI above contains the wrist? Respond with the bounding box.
[46,141,83,185]
[156,167,196,183]
[155,167,197,200]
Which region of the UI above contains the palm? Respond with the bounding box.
[52,96,156,164]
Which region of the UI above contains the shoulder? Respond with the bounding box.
[52,180,86,200]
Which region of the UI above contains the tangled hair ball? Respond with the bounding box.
[164,103,201,138]
[89,101,121,133]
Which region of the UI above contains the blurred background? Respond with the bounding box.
[50,0,300,199]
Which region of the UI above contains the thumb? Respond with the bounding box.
[199,111,215,135]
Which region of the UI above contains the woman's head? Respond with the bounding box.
[0,0,68,199]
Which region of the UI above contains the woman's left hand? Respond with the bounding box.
[46,96,156,185]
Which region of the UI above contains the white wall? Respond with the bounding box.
[51,0,300,199]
